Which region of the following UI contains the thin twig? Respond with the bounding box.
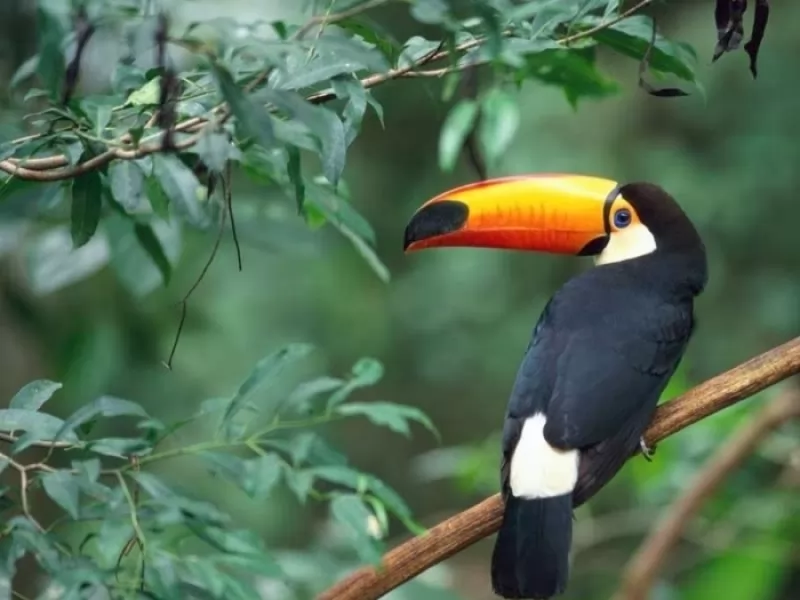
[402,0,655,78]
[0,450,47,533]
[116,470,147,589]
[163,176,229,369]
[0,432,77,449]
[316,336,800,600]
[225,172,242,272]
[294,0,392,41]
[614,387,800,600]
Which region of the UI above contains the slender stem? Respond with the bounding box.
[116,471,147,553]
[133,413,344,468]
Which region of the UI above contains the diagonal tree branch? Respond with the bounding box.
[614,386,800,600]
[316,335,800,600]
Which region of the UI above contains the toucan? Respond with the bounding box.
[403,175,707,599]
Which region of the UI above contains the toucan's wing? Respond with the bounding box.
[542,300,693,451]
[541,299,694,505]
[571,403,655,506]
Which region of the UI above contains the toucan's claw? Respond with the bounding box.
[639,437,655,461]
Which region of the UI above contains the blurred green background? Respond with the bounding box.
[1,1,798,599]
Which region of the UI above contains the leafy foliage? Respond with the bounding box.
[0,0,713,299]
[0,348,436,599]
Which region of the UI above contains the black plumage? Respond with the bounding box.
[491,183,707,599]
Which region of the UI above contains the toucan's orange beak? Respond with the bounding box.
[403,174,620,256]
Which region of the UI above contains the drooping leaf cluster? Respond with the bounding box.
[713,0,771,77]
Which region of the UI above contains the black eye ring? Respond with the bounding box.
[613,208,632,229]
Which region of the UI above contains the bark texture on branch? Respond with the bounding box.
[317,336,800,600]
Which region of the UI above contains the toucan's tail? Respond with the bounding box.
[490,493,572,599]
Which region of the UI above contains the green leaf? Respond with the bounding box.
[308,465,419,530]
[130,472,230,526]
[152,154,209,228]
[40,470,81,519]
[399,36,441,68]
[337,222,390,283]
[287,377,344,413]
[330,494,383,564]
[124,76,162,106]
[322,118,347,187]
[410,0,450,25]
[0,409,78,442]
[588,15,696,81]
[314,34,390,73]
[54,396,150,443]
[70,169,103,248]
[439,100,479,172]
[133,223,172,286]
[510,0,575,30]
[525,48,619,107]
[304,180,375,245]
[478,87,520,169]
[335,401,439,439]
[194,130,242,173]
[192,525,283,577]
[36,7,65,100]
[11,55,38,88]
[327,358,384,409]
[106,213,180,297]
[144,174,171,219]
[271,116,318,151]
[95,519,134,569]
[7,517,62,572]
[283,468,314,503]
[336,16,401,66]
[108,160,148,214]
[332,78,369,147]
[286,432,349,468]
[8,380,62,411]
[260,90,347,186]
[201,452,283,500]
[271,35,388,91]
[87,437,152,458]
[94,105,112,138]
[221,343,314,431]
[210,61,275,151]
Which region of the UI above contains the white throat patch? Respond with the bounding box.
[595,223,657,266]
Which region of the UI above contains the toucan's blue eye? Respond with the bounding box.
[613,208,632,229]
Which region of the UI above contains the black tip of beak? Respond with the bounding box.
[403,200,470,250]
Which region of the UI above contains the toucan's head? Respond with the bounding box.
[403,175,704,267]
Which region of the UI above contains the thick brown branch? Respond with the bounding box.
[615,386,800,600]
[316,336,800,600]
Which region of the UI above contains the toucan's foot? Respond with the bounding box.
[639,437,655,461]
